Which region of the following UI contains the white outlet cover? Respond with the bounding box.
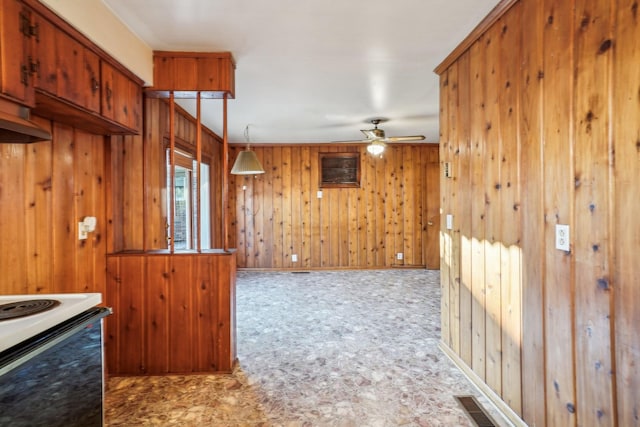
[317,191,323,199]
[555,224,570,251]
[397,253,403,260]
[292,254,298,262]
[446,214,453,230]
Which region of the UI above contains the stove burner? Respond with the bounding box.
[0,299,61,321]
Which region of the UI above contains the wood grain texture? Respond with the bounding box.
[229,144,439,269]
[613,0,640,425]
[438,0,638,425]
[105,252,237,375]
[518,0,546,423]
[573,0,615,425]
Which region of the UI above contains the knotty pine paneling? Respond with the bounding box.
[0,117,107,297]
[436,0,640,425]
[229,144,440,269]
[105,251,237,375]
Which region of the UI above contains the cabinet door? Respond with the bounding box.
[56,32,100,113]
[101,61,142,132]
[0,0,34,105]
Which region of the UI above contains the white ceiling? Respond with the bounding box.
[102,0,499,144]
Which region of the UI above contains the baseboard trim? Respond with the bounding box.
[439,341,528,427]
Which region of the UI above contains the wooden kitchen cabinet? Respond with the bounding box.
[0,0,36,106]
[0,0,143,134]
[101,61,142,133]
[32,16,101,114]
[148,51,236,98]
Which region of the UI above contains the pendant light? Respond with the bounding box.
[230,125,265,175]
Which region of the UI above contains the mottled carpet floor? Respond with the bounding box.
[105,269,510,427]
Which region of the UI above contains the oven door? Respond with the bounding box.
[0,307,110,427]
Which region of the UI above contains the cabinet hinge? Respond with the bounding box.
[21,64,30,87]
[29,57,40,76]
[29,22,40,42]
[19,12,31,37]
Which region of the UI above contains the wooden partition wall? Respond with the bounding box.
[436,0,639,426]
[228,144,440,269]
[104,97,235,375]
[105,251,237,375]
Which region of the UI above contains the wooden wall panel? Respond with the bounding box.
[468,36,487,381]
[613,1,640,426]
[482,22,503,396]
[436,0,640,425]
[456,51,473,367]
[0,120,107,297]
[497,5,523,415]
[105,252,237,375]
[439,70,452,349]
[518,0,545,423]
[573,0,615,425]
[542,1,576,424]
[229,144,440,269]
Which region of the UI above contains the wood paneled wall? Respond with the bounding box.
[437,0,640,426]
[0,116,107,296]
[105,251,237,375]
[228,144,440,269]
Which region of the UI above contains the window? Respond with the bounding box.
[166,149,212,250]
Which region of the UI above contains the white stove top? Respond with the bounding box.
[0,293,102,353]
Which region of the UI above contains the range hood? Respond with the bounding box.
[0,102,51,144]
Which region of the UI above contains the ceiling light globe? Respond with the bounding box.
[366,143,385,156]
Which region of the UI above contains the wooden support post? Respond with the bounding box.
[196,92,202,252]
[169,92,176,253]
[222,94,229,251]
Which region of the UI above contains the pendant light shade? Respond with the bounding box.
[230,149,265,175]
[231,124,265,175]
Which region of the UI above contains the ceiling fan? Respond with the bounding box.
[338,119,426,155]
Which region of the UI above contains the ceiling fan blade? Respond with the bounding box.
[331,139,369,144]
[386,135,426,142]
[360,129,378,139]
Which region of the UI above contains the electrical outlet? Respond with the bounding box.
[292,254,298,262]
[397,253,403,260]
[444,162,453,178]
[317,190,323,199]
[555,224,570,251]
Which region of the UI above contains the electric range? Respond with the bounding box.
[0,293,102,353]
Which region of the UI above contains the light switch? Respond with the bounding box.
[446,214,453,230]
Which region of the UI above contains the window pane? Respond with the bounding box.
[174,166,191,250]
[199,162,211,249]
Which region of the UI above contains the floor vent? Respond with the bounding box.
[291,271,310,274]
[454,395,497,427]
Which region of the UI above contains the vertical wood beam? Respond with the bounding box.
[169,92,175,253]
[222,94,229,251]
[196,92,202,252]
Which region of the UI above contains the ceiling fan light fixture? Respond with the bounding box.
[366,140,386,156]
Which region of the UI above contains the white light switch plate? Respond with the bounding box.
[555,224,570,251]
[446,214,453,230]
